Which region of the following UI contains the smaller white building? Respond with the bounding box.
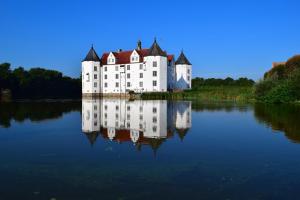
[81,39,192,96]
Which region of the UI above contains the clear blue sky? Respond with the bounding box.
[1,0,300,80]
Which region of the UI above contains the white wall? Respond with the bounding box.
[175,64,192,90]
[82,61,101,94]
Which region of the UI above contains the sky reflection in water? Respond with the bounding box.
[0,100,300,200]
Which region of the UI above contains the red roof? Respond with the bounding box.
[101,49,173,65]
[167,55,174,62]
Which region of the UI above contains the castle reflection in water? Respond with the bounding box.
[82,99,192,150]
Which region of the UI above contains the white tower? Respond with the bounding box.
[175,51,192,90]
[82,46,101,97]
[143,39,168,92]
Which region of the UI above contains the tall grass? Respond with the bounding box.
[141,86,255,102]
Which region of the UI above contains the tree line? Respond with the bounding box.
[0,63,81,99]
[191,77,255,89]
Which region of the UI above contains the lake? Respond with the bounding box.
[0,99,300,200]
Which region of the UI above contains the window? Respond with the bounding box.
[131,57,134,62]
[153,71,157,77]
[127,82,130,87]
[139,106,143,112]
[153,107,157,113]
[94,82,97,87]
[94,113,97,118]
[153,126,157,132]
[116,82,119,87]
[139,124,143,129]
[115,66,119,71]
[94,121,97,126]
[104,67,107,71]
[153,117,157,123]
[86,73,90,82]
[140,64,143,70]
[104,74,107,79]
[116,113,119,119]
[187,69,190,74]
[112,58,114,63]
[104,83,108,87]
[94,105,97,110]
[116,105,119,110]
[94,74,97,79]
[115,74,119,79]
[139,115,143,120]
[104,105,107,110]
[127,114,130,120]
[153,61,157,67]
[127,73,130,79]
[139,82,143,87]
[127,65,130,70]
[104,113,107,118]
[187,76,190,81]
[127,122,130,128]
[94,66,97,71]
[127,106,130,111]
[140,73,143,78]
[153,80,157,86]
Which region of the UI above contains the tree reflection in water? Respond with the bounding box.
[254,103,300,143]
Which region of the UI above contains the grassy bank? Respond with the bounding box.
[141,86,255,102]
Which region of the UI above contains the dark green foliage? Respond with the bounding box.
[255,55,300,103]
[0,63,81,99]
[192,77,254,89]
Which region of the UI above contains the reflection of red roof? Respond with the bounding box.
[100,128,174,144]
[101,49,173,65]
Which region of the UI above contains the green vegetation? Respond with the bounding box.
[255,55,300,103]
[141,77,255,102]
[0,63,81,100]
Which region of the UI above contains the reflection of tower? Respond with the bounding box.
[174,101,192,141]
[82,99,101,145]
[81,99,192,151]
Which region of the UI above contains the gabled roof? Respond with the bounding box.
[101,49,173,65]
[83,46,101,62]
[175,51,192,65]
[148,39,167,57]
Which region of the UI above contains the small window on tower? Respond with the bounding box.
[153,80,157,86]
[140,73,143,78]
[94,82,97,87]
[115,74,119,79]
[153,71,157,77]
[139,64,143,70]
[94,74,97,79]
[104,67,107,71]
[115,66,118,71]
[127,65,130,70]
[104,74,107,79]
[127,82,130,87]
[94,66,97,71]
[153,61,157,67]
[127,73,130,79]
[86,73,90,82]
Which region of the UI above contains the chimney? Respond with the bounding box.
[137,40,142,50]
[118,49,122,53]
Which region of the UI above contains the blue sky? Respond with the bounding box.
[1,0,299,80]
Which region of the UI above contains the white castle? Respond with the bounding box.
[81,39,192,96]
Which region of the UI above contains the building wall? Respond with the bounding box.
[175,64,192,90]
[82,61,101,94]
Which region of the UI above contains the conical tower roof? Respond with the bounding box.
[175,51,192,65]
[148,38,167,57]
[82,46,101,62]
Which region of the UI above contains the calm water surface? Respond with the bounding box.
[0,99,300,200]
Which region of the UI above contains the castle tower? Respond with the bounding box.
[175,51,192,90]
[82,46,101,96]
[143,38,168,92]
